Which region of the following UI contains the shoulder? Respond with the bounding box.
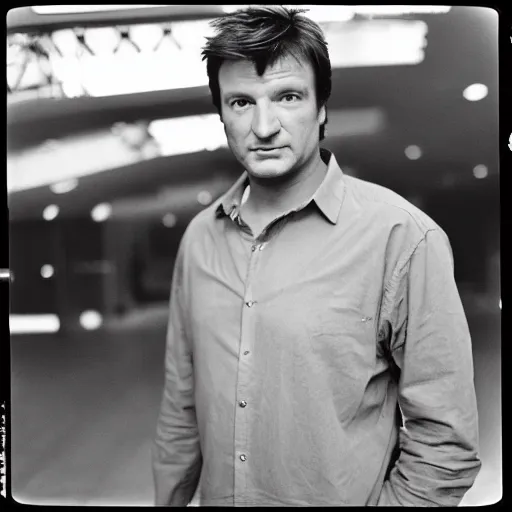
[342,174,452,266]
[178,198,223,254]
[342,174,450,241]
[344,175,438,233]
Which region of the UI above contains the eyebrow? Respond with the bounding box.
[222,85,310,103]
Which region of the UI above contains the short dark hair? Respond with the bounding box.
[201,6,332,141]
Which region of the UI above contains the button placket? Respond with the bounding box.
[234,241,261,502]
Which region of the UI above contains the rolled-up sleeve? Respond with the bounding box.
[151,237,202,506]
[377,228,481,506]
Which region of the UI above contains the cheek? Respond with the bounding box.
[224,120,247,145]
[288,114,319,144]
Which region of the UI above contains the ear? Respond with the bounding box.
[318,104,326,126]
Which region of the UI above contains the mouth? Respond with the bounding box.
[252,146,285,154]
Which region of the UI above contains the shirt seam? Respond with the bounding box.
[380,228,439,353]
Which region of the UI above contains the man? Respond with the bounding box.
[152,6,481,506]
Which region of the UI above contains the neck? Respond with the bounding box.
[244,150,327,217]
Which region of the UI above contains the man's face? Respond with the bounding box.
[218,54,326,180]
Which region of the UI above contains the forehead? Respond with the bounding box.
[218,54,315,94]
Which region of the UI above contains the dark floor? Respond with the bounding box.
[10,304,501,506]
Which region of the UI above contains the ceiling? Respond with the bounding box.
[7,6,499,221]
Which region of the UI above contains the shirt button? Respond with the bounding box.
[251,245,257,252]
[239,400,247,408]
[246,301,255,307]
[243,351,250,355]
[258,244,265,251]
[240,454,247,462]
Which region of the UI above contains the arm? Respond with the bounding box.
[151,239,202,506]
[377,228,481,506]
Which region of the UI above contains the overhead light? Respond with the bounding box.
[352,6,451,16]
[149,115,228,157]
[128,24,166,53]
[41,264,55,279]
[61,37,209,97]
[162,212,177,228]
[82,27,123,56]
[0,269,13,282]
[405,145,422,160]
[8,130,140,194]
[222,5,248,13]
[326,20,428,68]
[9,314,60,334]
[117,122,149,149]
[50,178,79,194]
[197,191,213,206]
[91,203,112,222]
[473,164,488,179]
[463,83,488,102]
[141,141,162,160]
[223,5,451,17]
[32,5,160,15]
[284,5,354,22]
[43,204,60,221]
[79,310,103,330]
[499,299,502,310]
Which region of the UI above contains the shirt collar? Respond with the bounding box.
[215,148,346,225]
[313,148,346,224]
[215,171,249,220]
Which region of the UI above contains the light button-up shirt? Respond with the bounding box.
[152,148,481,507]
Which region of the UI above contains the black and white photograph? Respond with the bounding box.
[6,4,500,507]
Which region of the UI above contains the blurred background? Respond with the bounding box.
[7,5,500,506]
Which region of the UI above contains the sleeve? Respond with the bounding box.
[151,235,202,506]
[377,228,482,506]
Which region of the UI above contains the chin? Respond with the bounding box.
[246,163,293,180]
[244,155,295,179]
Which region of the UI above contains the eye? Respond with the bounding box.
[231,99,250,109]
[281,94,300,103]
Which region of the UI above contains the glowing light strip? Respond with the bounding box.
[10,314,60,334]
[223,5,451,17]
[7,129,141,193]
[31,5,162,15]
[32,4,451,18]
[327,20,427,68]
[222,5,355,22]
[353,5,451,15]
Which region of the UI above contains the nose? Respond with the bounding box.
[251,102,281,140]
